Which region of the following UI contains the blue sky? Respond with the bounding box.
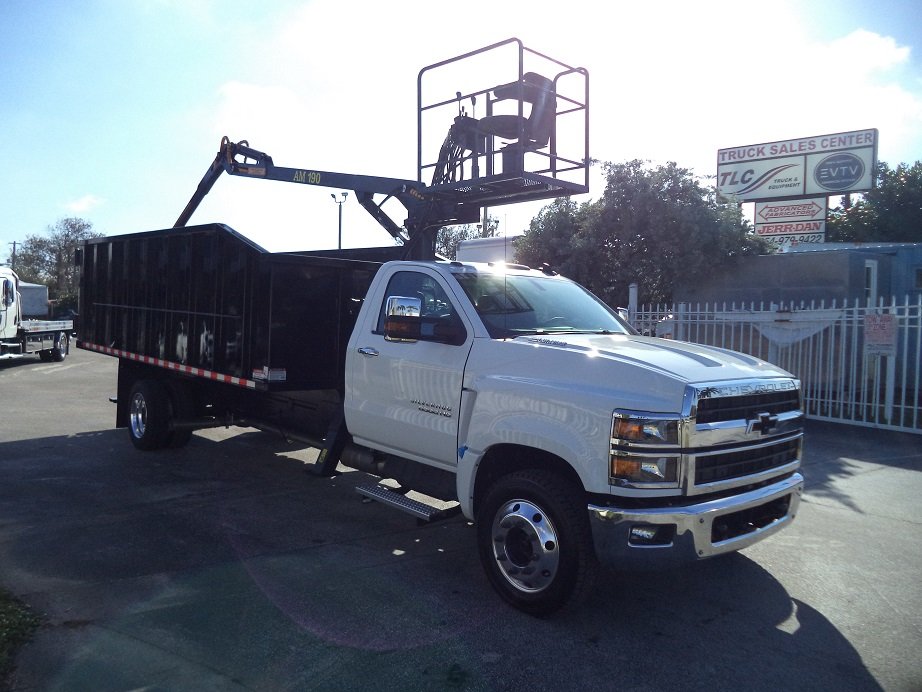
[2,0,921,260]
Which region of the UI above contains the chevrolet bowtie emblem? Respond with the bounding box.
[747,412,779,435]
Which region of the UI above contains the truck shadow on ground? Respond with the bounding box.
[800,420,922,513]
[0,428,882,691]
[568,557,883,691]
[0,357,54,371]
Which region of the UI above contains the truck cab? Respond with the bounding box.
[342,260,803,612]
[0,268,17,342]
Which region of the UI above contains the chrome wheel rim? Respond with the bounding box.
[490,499,560,593]
[129,393,147,439]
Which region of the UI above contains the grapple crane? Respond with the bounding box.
[174,38,589,261]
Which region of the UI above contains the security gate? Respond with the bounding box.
[634,296,922,434]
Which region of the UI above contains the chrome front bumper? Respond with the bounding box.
[588,473,803,569]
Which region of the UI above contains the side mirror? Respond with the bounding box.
[383,294,467,345]
[384,295,422,342]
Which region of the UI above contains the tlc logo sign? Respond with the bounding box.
[718,163,800,198]
[718,169,754,186]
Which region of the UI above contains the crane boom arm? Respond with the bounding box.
[173,137,465,258]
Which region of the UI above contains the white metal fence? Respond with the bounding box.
[633,296,922,434]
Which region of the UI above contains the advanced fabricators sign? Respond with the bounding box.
[717,129,878,202]
[755,198,827,248]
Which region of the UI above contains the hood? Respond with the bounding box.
[465,332,795,417]
[512,332,790,384]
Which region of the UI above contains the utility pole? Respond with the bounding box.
[331,192,348,249]
[8,241,17,269]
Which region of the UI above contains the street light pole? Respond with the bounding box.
[331,192,348,249]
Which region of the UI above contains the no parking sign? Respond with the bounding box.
[864,314,897,357]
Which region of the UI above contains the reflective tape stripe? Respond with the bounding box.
[79,342,258,389]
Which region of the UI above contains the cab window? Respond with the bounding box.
[1,279,15,307]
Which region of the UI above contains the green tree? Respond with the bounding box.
[14,217,103,312]
[515,198,598,285]
[828,161,922,242]
[436,216,498,260]
[517,160,765,306]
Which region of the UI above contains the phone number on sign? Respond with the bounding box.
[764,233,825,245]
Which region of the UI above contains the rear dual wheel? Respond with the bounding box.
[51,331,69,361]
[37,332,68,362]
[127,380,193,450]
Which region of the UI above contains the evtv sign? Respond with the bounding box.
[814,152,865,191]
[717,129,877,202]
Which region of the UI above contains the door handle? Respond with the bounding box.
[357,347,379,357]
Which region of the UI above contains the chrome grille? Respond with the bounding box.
[684,378,803,496]
[696,390,801,424]
[695,438,801,486]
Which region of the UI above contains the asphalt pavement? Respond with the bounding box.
[1,349,920,691]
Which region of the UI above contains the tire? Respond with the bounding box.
[51,331,69,362]
[164,380,196,449]
[127,380,172,451]
[476,470,598,616]
[167,425,193,449]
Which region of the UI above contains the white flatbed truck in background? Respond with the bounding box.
[1,266,72,362]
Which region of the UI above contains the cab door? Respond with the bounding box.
[345,267,473,467]
[1,277,17,339]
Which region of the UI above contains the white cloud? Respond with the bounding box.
[212,82,310,145]
[794,30,921,164]
[609,22,921,175]
[65,194,104,214]
[177,1,922,252]
[823,29,911,76]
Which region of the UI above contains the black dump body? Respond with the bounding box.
[78,224,399,394]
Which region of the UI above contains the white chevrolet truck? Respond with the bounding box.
[78,224,804,615]
[78,38,802,614]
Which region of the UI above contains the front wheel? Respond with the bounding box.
[476,470,598,616]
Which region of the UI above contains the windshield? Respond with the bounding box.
[452,270,632,339]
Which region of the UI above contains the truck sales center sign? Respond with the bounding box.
[717,129,878,202]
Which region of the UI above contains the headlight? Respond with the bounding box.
[611,454,678,483]
[611,412,682,487]
[612,416,679,445]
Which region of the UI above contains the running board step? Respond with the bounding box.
[355,483,460,523]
